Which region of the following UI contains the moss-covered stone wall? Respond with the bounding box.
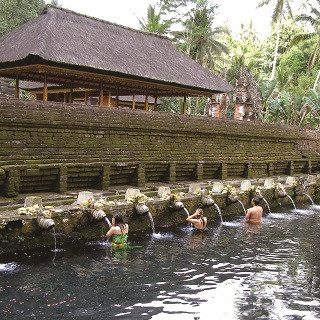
[0,97,319,197]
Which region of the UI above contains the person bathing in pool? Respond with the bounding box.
[106,212,129,248]
[186,208,207,231]
[246,197,263,224]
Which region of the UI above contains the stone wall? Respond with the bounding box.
[0,97,319,197]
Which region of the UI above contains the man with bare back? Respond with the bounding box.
[246,197,263,224]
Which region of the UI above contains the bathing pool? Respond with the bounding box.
[1,203,320,319]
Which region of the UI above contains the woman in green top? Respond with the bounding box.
[106,213,129,248]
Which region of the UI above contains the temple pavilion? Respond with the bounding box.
[0,5,233,113]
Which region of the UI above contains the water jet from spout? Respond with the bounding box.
[183,207,190,218]
[303,193,315,205]
[105,217,112,228]
[147,211,156,234]
[238,200,246,215]
[262,197,271,214]
[213,203,223,222]
[286,195,297,210]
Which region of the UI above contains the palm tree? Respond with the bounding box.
[275,65,292,91]
[298,0,310,15]
[180,2,229,68]
[258,0,293,80]
[292,0,320,73]
[258,79,278,121]
[137,4,172,35]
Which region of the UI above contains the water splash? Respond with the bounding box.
[152,233,173,240]
[222,221,242,227]
[105,217,112,228]
[262,197,271,214]
[86,240,111,248]
[267,212,295,220]
[304,193,315,205]
[286,195,297,210]
[147,211,155,234]
[214,203,223,222]
[238,200,246,215]
[0,262,19,273]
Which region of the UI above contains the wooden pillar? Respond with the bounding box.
[154,95,157,111]
[182,95,187,114]
[84,92,89,105]
[69,82,74,103]
[14,76,19,98]
[116,88,119,107]
[132,95,136,109]
[99,81,104,107]
[43,73,48,102]
[63,92,67,103]
[107,89,111,106]
[145,95,149,111]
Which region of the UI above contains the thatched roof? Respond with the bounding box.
[0,5,233,97]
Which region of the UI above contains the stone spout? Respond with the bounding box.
[38,217,55,230]
[274,189,287,198]
[172,201,185,211]
[92,209,106,221]
[294,180,306,196]
[135,203,150,216]
[228,194,239,203]
[202,197,215,207]
[200,190,215,207]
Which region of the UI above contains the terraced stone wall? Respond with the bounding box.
[0,97,319,197]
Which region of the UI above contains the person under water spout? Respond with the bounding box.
[106,212,129,249]
[186,208,207,231]
[246,197,263,224]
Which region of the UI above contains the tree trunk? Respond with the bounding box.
[271,17,282,80]
[313,70,320,90]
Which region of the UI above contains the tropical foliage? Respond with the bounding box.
[0,0,59,37]
[135,0,320,127]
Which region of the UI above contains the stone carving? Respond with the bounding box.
[234,67,262,121]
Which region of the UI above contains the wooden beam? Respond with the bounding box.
[99,81,104,106]
[145,95,149,111]
[14,75,19,98]
[30,87,96,94]
[43,73,48,102]
[182,95,187,114]
[132,95,136,109]
[0,64,215,97]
